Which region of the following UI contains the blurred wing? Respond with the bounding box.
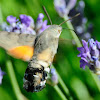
[0,31,36,50]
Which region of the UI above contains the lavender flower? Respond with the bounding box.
[7,15,18,24]
[0,68,5,85]
[36,13,49,34]
[35,13,44,31]
[38,20,50,34]
[68,0,93,40]
[77,39,100,74]
[54,0,77,17]
[47,68,58,86]
[0,13,49,35]
[54,0,93,40]
[20,14,33,27]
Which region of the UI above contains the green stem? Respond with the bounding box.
[0,4,3,24]
[54,85,68,100]
[63,15,100,91]
[89,71,100,91]
[56,70,70,95]
[6,60,27,100]
[63,16,82,47]
[52,65,72,99]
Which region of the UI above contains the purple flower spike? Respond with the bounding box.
[36,13,44,31]
[67,0,77,10]
[51,68,56,75]
[39,20,50,34]
[20,14,33,27]
[7,16,18,24]
[77,47,84,55]
[37,13,44,20]
[78,39,100,75]
[82,39,89,53]
[54,0,77,17]
[42,20,50,29]
[54,0,67,17]
[80,58,88,69]
[88,39,99,58]
[54,0,93,41]
[1,13,49,38]
[0,68,5,85]
[50,68,58,85]
[47,68,58,86]
[36,13,50,34]
[88,39,96,50]
[96,40,100,49]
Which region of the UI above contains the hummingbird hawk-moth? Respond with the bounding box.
[0,9,79,92]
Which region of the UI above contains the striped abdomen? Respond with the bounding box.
[23,59,50,92]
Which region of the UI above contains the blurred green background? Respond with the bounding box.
[0,0,100,100]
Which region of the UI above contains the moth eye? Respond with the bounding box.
[58,30,61,33]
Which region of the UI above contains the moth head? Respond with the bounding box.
[47,25,62,38]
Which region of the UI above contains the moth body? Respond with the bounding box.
[23,25,62,92]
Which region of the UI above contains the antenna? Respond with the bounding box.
[42,6,52,25]
[62,28,75,32]
[62,28,77,34]
[59,13,80,26]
